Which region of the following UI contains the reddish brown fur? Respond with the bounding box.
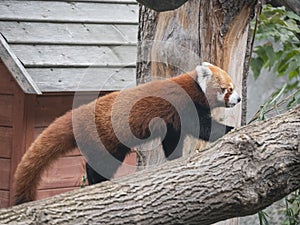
[206,65,233,88]
[205,64,236,107]
[14,68,236,204]
[224,91,231,104]
[14,111,75,204]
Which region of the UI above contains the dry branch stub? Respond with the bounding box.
[0,106,299,224]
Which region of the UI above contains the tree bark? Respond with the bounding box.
[1,106,299,225]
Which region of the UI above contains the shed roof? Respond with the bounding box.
[0,0,138,94]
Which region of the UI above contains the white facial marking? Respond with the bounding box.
[230,82,234,90]
[202,62,214,67]
[228,90,241,107]
[196,65,212,93]
[217,89,227,102]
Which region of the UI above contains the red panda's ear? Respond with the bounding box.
[196,65,213,93]
[202,62,214,67]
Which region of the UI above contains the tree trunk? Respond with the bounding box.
[136,2,256,223]
[1,106,299,225]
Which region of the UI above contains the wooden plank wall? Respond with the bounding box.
[0,1,138,23]
[0,60,36,207]
[0,62,15,208]
[34,94,88,200]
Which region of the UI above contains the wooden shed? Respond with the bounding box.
[0,0,138,208]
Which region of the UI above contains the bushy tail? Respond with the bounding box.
[14,111,76,204]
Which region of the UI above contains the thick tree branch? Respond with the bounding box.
[0,106,299,225]
[268,0,300,15]
[136,0,188,12]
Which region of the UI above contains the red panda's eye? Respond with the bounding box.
[229,87,233,92]
[221,88,226,93]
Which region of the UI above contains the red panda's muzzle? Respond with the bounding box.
[226,90,241,107]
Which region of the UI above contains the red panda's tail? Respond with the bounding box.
[14,111,76,204]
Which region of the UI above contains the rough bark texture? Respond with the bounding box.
[136,5,158,85]
[0,106,299,225]
[241,29,253,126]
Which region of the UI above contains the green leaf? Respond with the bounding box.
[251,57,264,79]
[258,210,270,225]
[286,88,299,109]
[269,84,287,105]
[264,45,276,69]
[284,61,299,79]
[251,3,300,132]
[286,11,300,22]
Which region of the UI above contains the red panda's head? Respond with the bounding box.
[196,62,241,108]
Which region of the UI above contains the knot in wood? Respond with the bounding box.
[25,206,45,223]
[232,133,258,157]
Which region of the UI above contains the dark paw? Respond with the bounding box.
[225,126,234,134]
[86,163,108,185]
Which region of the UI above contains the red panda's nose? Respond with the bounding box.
[228,91,241,107]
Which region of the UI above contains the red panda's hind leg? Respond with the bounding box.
[86,145,130,185]
[162,127,183,160]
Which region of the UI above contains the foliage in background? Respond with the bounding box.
[258,210,270,225]
[250,4,300,225]
[283,191,300,225]
[251,4,300,111]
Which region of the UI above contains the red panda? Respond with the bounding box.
[14,62,241,204]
